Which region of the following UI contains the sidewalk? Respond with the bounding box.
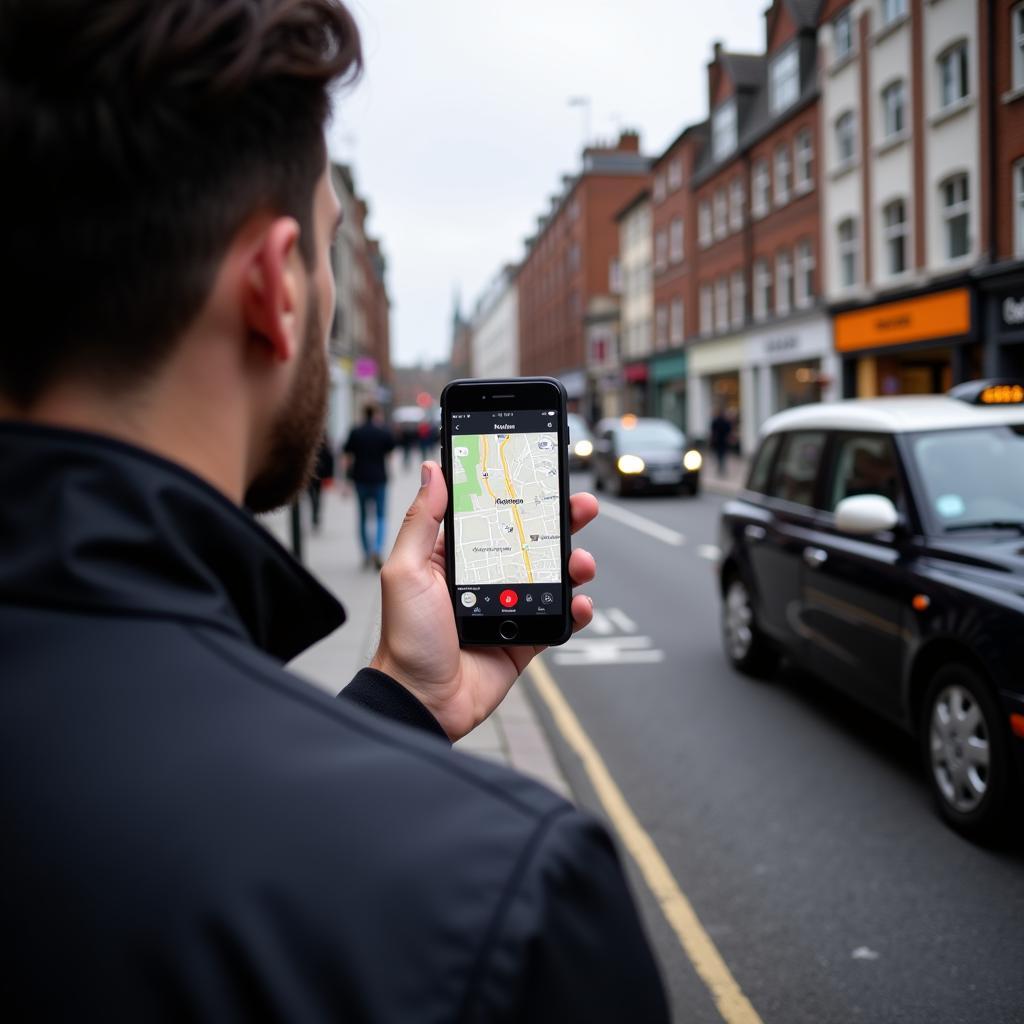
[701,453,749,497]
[259,462,571,800]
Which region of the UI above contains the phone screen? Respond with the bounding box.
[449,408,563,619]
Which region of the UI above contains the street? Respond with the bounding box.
[527,473,1024,1024]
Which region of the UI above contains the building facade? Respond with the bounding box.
[616,189,654,415]
[469,265,520,379]
[517,131,649,412]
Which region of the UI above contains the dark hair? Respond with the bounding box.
[0,0,361,406]
[363,404,377,422]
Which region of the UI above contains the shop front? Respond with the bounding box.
[746,313,839,428]
[977,264,1024,379]
[622,361,649,417]
[686,335,753,453]
[833,286,981,398]
[648,351,687,429]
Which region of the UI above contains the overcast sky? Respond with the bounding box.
[328,0,768,368]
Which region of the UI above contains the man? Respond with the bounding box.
[0,2,669,1021]
[342,404,395,568]
[710,405,734,477]
[307,436,335,531]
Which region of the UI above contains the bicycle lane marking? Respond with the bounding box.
[527,656,764,1024]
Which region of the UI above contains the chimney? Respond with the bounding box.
[616,129,640,153]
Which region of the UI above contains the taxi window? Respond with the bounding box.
[747,434,782,494]
[828,434,903,511]
[767,431,827,508]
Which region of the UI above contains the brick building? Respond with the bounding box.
[517,131,649,413]
[648,124,706,427]
[976,0,1024,376]
[688,0,836,454]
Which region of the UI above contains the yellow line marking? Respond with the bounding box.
[498,434,534,583]
[527,657,764,1024]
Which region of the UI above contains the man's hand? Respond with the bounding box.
[369,462,597,742]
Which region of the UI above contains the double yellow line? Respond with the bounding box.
[528,657,764,1024]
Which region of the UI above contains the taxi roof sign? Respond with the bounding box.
[948,379,1024,406]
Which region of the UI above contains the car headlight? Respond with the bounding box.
[617,454,645,475]
[683,449,703,471]
[574,439,593,458]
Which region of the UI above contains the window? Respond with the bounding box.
[609,258,622,294]
[938,42,969,109]
[882,81,906,138]
[748,433,782,494]
[656,305,669,350]
[700,284,714,336]
[1015,3,1024,90]
[795,129,814,192]
[941,174,970,260]
[568,243,580,272]
[715,277,730,333]
[713,188,728,240]
[834,9,854,62]
[774,144,792,206]
[883,199,908,275]
[1016,160,1024,258]
[796,240,815,307]
[699,201,712,248]
[712,99,738,161]
[838,218,858,287]
[752,159,770,217]
[669,217,684,263]
[730,270,745,329]
[670,298,685,344]
[653,174,666,203]
[754,258,772,320]
[835,111,857,166]
[828,435,902,512]
[655,230,668,272]
[770,44,800,114]
[881,0,907,28]
[729,177,745,232]
[768,431,828,508]
[668,159,684,191]
[775,250,794,316]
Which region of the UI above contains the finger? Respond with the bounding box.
[571,593,594,633]
[568,547,596,587]
[388,461,447,569]
[569,492,599,535]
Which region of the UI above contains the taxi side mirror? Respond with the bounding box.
[835,494,900,535]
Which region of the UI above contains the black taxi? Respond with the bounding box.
[718,381,1024,839]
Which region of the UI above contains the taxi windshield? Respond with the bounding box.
[614,421,684,449]
[909,425,1024,531]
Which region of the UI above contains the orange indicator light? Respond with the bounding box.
[911,594,931,612]
[1011,714,1024,740]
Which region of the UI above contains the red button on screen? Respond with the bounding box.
[499,589,519,608]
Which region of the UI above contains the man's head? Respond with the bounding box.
[1,0,361,510]
[363,405,379,424]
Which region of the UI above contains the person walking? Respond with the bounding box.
[710,405,734,477]
[343,404,395,568]
[1,2,669,1021]
[307,436,335,531]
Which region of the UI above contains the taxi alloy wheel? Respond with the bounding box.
[922,664,1010,838]
[722,576,778,677]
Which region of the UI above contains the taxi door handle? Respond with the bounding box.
[744,524,767,542]
[803,546,828,569]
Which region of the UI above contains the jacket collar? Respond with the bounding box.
[0,422,345,661]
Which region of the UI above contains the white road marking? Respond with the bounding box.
[851,947,880,961]
[554,647,665,666]
[606,607,638,633]
[588,609,614,635]
[562,635,654,650]
[597,500,686,546]
[697,544,722,563]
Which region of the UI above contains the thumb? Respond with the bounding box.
[389,461,447,566]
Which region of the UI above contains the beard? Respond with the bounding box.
[244,284,329,514]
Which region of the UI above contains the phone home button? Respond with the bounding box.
[498,620,519,642]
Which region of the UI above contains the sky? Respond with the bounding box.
[327,0,768,368]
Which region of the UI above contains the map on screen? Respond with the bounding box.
[451,431,562,585]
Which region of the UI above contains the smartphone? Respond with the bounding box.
[440,377,573,647]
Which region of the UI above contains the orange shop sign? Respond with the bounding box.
[834,288,971,352]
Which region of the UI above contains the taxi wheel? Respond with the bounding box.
[921,664,1012,840]
[722,574,778,678]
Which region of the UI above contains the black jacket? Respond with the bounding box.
[0,423,668,1023]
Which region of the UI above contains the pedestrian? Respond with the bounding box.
[0,2,669,1021]
[307,436,335,531]
[710,404,734,476]
[343,404,396,569]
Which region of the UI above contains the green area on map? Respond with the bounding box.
[452,435,483,514]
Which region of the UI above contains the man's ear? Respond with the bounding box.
[242,217,303,362]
